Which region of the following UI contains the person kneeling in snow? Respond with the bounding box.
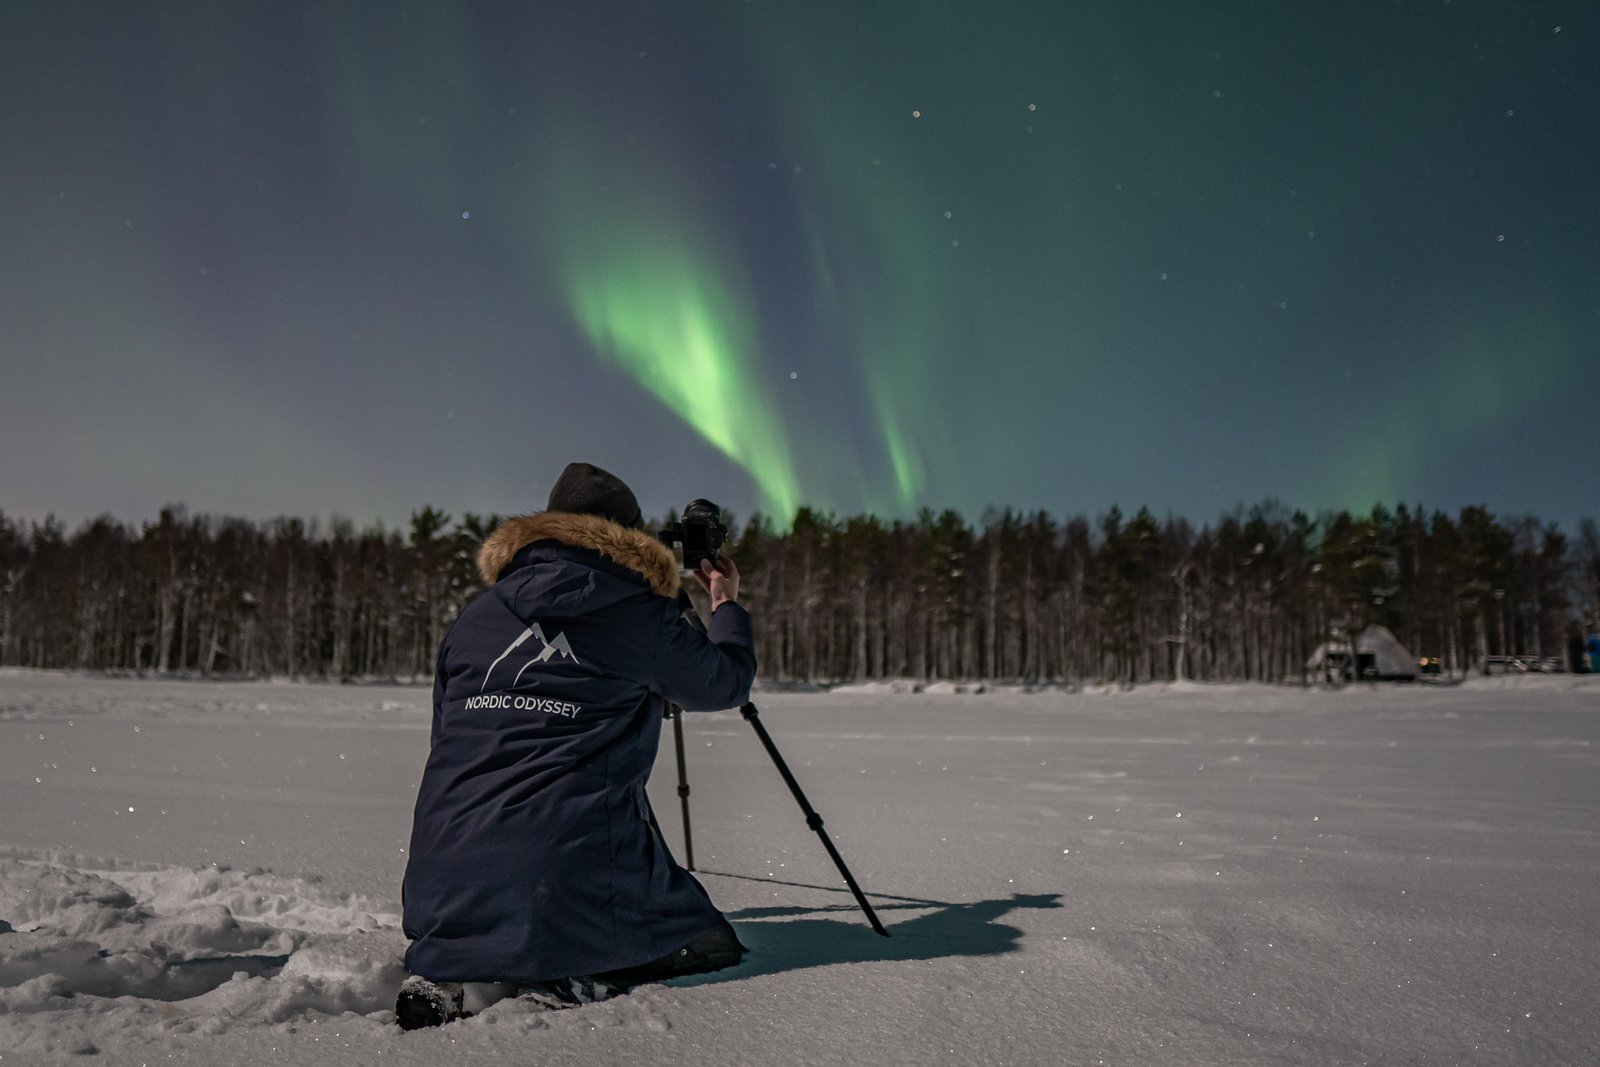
[396,463,754,1029]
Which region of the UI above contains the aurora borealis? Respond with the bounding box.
[2,2,1595,528]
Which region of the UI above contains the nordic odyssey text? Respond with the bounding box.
[463,693,582,718]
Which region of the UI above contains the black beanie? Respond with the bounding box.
[546,462,644,528]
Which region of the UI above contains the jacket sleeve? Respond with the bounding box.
[646,599,757,711]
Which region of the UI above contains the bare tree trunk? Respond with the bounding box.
[155,581,176,673]
[851,581,867,680]
[76,595,96,670]
[0,566,17,667]
[1474,608,1489,676]
[177,587,193,672]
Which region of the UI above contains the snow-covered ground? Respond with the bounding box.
[2,670,1597,1065]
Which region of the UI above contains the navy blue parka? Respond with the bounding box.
[401,511,756,983]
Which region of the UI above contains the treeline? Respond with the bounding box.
[0,507,480,680]
[2,503,1597,685]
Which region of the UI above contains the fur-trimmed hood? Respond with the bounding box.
[476,512,680,597]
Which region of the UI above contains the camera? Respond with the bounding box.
[659,499,728,571]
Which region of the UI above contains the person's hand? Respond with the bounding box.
[693,553,740,612]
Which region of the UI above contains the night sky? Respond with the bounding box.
[4,2,1596,531]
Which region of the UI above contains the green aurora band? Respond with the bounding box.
[559,233,802,520]
[312,6,813,522]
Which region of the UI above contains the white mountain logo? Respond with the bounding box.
[480,623,581,692]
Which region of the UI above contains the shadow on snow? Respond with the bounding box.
[679,871,1062,984]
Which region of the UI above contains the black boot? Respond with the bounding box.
[395,974,466,1030]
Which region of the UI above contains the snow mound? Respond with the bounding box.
[828,680,922,695]
[920,681,987,695]
[830,678,996,695]
[0,852,407,1054]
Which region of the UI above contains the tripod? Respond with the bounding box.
[666,598,888,938]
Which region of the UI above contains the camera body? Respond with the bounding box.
[659,499,728,571]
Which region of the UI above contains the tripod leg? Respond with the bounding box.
[740,702,889,937]
[668,703,695,870]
